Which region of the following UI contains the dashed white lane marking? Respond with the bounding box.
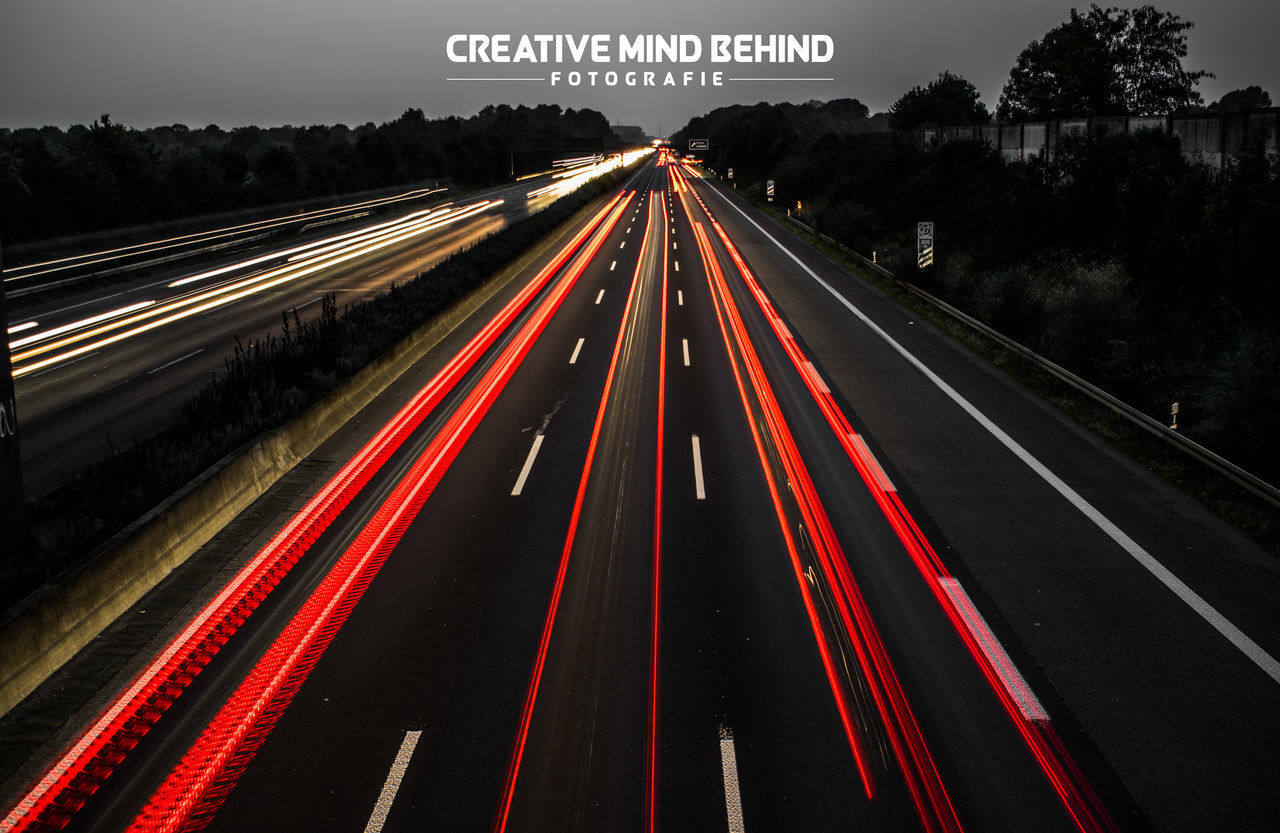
[620,241,626,250]
[691,434,707,500]
[802,360,830,393]
[719,726,746,833]
[30,351,100,377]
[678,290,684,306]
[147,349,205,375]
[569,337,585,365]
[848,433,897,493]
[682,339,691,367]
[511,433,546,496]
[610,260,617,271]
[595,289,605,305]
[673,241,678,250]
[363,730,422,833]
[709,184,1280,686]
[674,260,680,271]
[939,577,1049,722]
[627,226,632,233]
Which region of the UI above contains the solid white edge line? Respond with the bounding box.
[363,730,422,833]
[939,577,1049,722]
[569,337,585,365]
[709,184,1280,686]
[692,434,707,500]
[719,726,746,833]
[683,338,691,367]
[511,433,546,496]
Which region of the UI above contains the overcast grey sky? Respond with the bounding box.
[2,0,1276,136]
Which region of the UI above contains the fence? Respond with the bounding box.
[922,108,1279,172]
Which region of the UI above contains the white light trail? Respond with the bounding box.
[9,301,156,351]
[11,200,505,377]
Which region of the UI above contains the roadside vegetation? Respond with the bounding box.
[673,4,1278,548]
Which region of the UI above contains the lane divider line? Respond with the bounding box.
[569,337,585,365]
[363,730,422,833]
[691,434,707,500]
[939,578,1048,722]
[147,349,205,376]
[719,727,746,833]
[802,361,830,394]
[682,339,691,367]
[849,433,896,493]
[595,290,605,305]
[511,434,546,496]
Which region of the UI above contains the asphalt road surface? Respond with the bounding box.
[3,153,1277,833]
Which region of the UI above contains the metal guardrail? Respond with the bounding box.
[785,214,1280,510]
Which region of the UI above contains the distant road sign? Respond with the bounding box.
[766,180,775,202]
[689,139,709,150]
[917,220,934,269]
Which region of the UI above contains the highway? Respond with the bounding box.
[2,153,1278,832]
[7,170,591,495]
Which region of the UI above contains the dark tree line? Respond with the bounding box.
[0,104,621,246]
[998,4,1212,119]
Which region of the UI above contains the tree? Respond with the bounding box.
[998,5,1211,120]
[1210,86,1273,112]
[888,71,991,130]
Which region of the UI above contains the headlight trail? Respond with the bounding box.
[10,200,504,377]
[8,300,157,351]
[167,205,456,287]
[3,188,446,285]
